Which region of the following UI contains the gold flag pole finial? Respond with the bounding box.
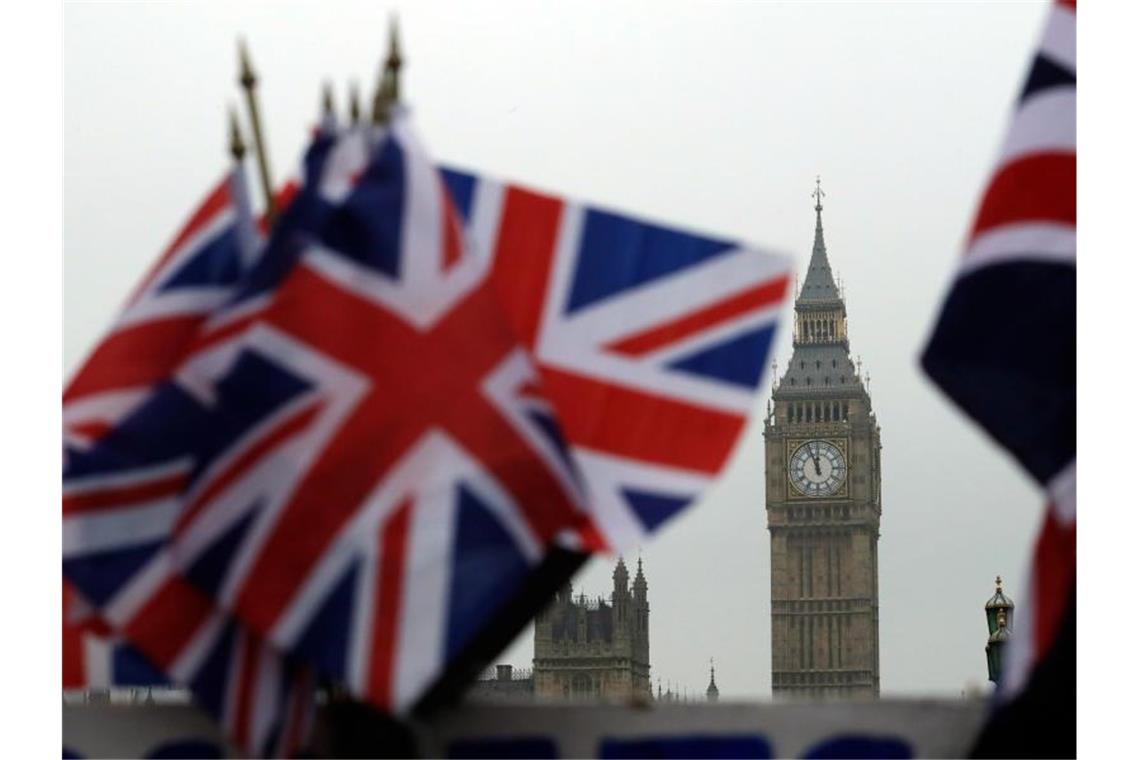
[371,70,392,126]
[349,81,362,126]
[371,18,402,126]
[321,81,336,122]
[385,15,403,104]
[228,106,246,162]
[237,38,277,227]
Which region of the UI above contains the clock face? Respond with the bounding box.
[789,440,847,497]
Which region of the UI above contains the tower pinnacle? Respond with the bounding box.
[798,176,841,304]
[706,658,719,702]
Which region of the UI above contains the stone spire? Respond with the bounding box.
[706,658,720,702]
[613,556,630,596]
[633,555,647,599]
[797,177,841,305]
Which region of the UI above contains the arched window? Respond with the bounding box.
[843,402,849,420]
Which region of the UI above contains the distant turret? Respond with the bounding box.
[633,556,647,600]
[706,659,720,702]
[632,556,649,666]
[613,556,630,595]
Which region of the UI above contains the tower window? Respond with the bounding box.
[806,377,812,386]
[816,360,821,370]
[832,359,837,368]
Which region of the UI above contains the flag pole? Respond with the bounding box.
[371,16,403,126]
[321,81,336,123]
[385,16,403,105]
[349,81,362,126]
[237,40,277,227]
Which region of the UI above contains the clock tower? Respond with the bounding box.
[764,181,881,699]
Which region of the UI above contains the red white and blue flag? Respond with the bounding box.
[441,165,791,550]
[64,110,792,743]
[921,0,1075,752]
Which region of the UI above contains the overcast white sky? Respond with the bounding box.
[65,1,1050,700]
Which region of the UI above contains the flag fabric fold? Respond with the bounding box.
[921,0,1075,754]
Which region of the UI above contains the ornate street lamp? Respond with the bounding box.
[985,576,1015,683]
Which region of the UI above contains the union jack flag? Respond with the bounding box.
[64,110,792,739]
[440,166,791,550]
[922,0,1074,753]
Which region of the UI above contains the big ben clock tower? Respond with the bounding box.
[765,180,881,700]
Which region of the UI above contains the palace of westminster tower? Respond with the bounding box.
[764,183,882,699]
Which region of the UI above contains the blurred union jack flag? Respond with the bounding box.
[62,157,320,756]
[922,0,1074,754]
[440,165,790,550]
[64,109,792,743]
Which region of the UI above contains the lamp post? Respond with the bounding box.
[985,576,1014,683]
